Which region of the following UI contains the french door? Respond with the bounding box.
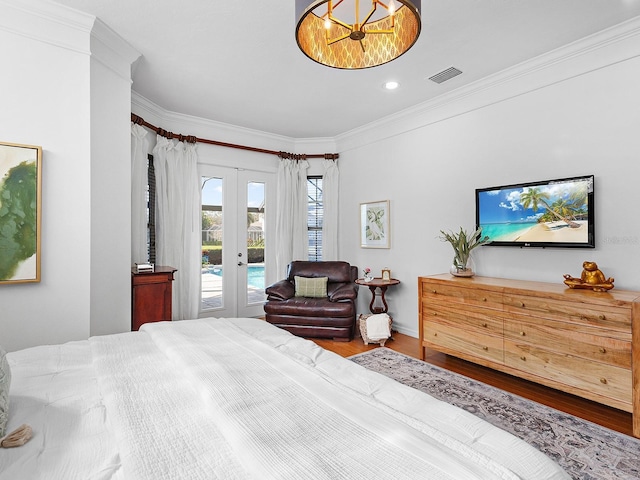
[199,165,275,318]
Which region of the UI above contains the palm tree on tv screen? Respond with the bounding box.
[519,187,580,228]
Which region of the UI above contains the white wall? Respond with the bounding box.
[0,2,138,351]
[89,21,140,336]
[337,22,640,338]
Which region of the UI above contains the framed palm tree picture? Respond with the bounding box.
[360,200,390,248]
[0,141,42,284]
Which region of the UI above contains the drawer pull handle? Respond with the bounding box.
[432,289,437,294]
[520,356,526,361]
[520,331,526,336]
[433,312,437,316]
[482,323,488,328]
[434,333,438,337]
[482,346,488,351]
[599,314,606,320]
[482,297,487,302]
[520,302,525,308]
[600,378,607,384]
[599,347,606,354]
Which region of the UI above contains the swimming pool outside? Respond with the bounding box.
[201,264,266,310]
[205,264,265,290]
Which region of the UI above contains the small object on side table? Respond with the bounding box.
[563,261,614,292]
[363,267,373,282]
[381,268,391,282]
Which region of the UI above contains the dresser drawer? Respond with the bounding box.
[422,303,503,336]
[424,321,503,364]
[504,339,632,408]
[421,282,503,311]
[504,318,631,369]
[503,293,631,331]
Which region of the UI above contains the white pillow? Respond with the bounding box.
[0,344,10,437]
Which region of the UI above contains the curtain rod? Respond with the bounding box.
[131,113,339,160]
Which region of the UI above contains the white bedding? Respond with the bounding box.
[1,318,570,479]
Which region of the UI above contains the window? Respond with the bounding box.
[307,176,323,261]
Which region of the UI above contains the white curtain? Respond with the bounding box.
[153,135,200,320]
[275,157,309,276]
[131,123,149,264]
[322,158,339,261]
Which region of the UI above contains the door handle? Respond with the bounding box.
[238,261,245,266]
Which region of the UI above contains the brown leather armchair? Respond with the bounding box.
[264,261,359,341]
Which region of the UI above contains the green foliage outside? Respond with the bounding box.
[247,247,265,263]
[201,246,264,266]
[202,246,222,265]
[248,238,264,247]
[201,209,264,266]
[0,161,37,280]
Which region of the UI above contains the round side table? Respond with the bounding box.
[355,277,400,314]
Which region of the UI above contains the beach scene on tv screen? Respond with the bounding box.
[478,178,591,243]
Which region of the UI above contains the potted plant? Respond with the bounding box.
[439,227,490,277]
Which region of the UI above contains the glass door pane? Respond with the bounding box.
[245,181,266,306]
[201,176,224,310]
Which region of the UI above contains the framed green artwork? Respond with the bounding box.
[0,142,42,284]
[360,200,390,249]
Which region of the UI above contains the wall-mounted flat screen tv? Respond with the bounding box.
[476,175,595,248]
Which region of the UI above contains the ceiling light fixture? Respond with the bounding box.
[295,0,421,69]
[384,81,399,90]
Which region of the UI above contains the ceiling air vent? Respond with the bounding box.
[428,67,463,84]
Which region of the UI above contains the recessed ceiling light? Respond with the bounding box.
[384,81,399,90]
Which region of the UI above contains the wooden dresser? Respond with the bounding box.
[418,273,640,438]
[131,266,177,331]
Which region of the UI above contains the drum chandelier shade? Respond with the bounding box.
[295,0,421,69]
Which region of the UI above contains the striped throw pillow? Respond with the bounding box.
[294,276,328,298]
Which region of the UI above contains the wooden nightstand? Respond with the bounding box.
[131,266,177,331]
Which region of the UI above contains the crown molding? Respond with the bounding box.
[0,1,138,83]
[336,15,640,152]
[132,91,290,148]
[0,0,94,55]
[90,19,140,82]
[131,91,337,154]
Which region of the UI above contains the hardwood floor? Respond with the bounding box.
[312,332,634,437]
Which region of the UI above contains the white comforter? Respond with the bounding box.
[1,318,570,479]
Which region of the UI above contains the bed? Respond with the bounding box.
[0,318,569,479]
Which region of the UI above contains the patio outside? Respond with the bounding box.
[201,265,266,310]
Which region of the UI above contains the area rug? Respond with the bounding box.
[349,348,640,480]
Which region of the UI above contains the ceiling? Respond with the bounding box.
[52,0,640,139]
